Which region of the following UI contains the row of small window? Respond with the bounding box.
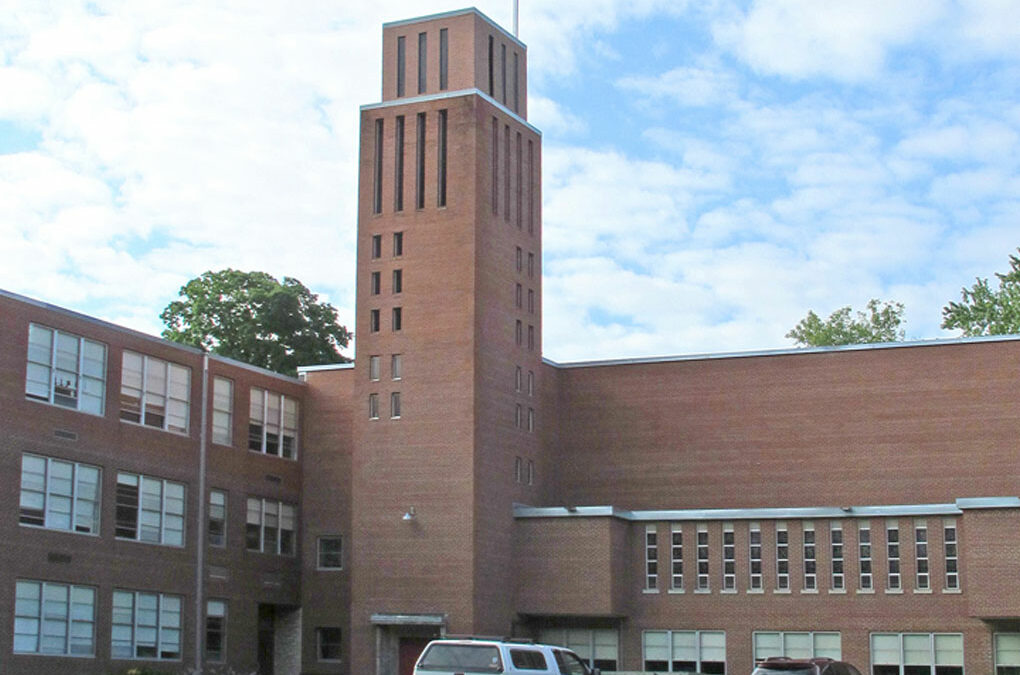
[515,283,536,314]
[369,307,403,332]
[368,392,402,419]
[516,246,536,277]
[514,456,535,485]
[641,630,974,675]
[372,111,447,213]
[644,519,959,594]
[370,232,404,259]
[26,324,299,457]
[515,366,535,396]
[13,580,183,661]
[370,269,403,295]
[395,28,452,97]
[491,117,537,234]
[515,321,536,350]
[20,453,296,555]
[369,354,402,381]
[514,404,535,432]
[538,628,619,672]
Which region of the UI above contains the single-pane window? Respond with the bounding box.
[318,627,343,661]
[209,490,227,547]
[206,600,226,662]
[318,536,343,569]
[212,377,233,445]
[391,354,402,380]
[369,355,380,380]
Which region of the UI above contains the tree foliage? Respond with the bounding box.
[161,269,351,375]
[941,248,1020,337]
[786,298,905,347]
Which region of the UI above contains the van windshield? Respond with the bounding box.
[418,644,503,673]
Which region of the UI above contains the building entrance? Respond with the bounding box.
[399,636,433,675]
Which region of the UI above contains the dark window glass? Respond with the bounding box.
[437,109,447,207]
[373,119,383,214]
[417,32,427,94]
[439,28,448,90]
[396,36,405,97]
[394,115,404,211]
[416,112,426,209]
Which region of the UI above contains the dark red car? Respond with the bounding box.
[752,656,863,675]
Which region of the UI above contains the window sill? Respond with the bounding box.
[856,588,875,594]
[885,588,904,594]
[25,395,105,418]
[668,588,685,595]
[774,588,791,594]
[828,588,847,594]
[119,418,190,437]
[801,588,819,595]
[20,523,100,537]
[115,537,185,549]
[913,588,933,594]
[942,587,962,594]
[642,588,659,595]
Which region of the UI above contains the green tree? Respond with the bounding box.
[786,298,905,347]
[161,269,351,375]
[941,248,1020,336]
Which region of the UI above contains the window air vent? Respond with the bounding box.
[53,429,78,441]
[48,552,72,564]
[265,474,282,484]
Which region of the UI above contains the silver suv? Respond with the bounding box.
[414,637,600,675]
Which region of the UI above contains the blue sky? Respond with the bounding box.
[2,1,1019,362]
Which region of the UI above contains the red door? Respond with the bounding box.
[399,637,432,675]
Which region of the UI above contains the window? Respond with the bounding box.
[749,522,763,591]
[722,523,735,591]
[995,633,1020,675]
[527,407,534,432]
[206,600,226,662]
[516,246,523,272]
[208,490,226,547]
[511,649,547,670]
[516,320,522,346]
[831,521,845,591]
[776,521,790,590]
[643,630,726,674]
[515,404,522,429]
[370,309,380,333]
[394,115,404,211]
[14,579,95,656]
[513,52,520,112]
[514,456,523,483]
[19,453,100,534]
[528,140,535,234]
[915,519,930,591]
[504,125,510,219]
[318,627,343,662]
[371,234,382,258]
[396,35,405,97]
[390,392,401,419]
[527,460,534,485]
[416,112,426,209]
[120,351,190,433]
[392,269,403,294]
[528,251,535,277]
[368,393,379,419]
[373,118,383,214]
[803,521,817,591]
[501,43,507,103]
[645,525,658,591]
[528,370,534,396]
[111,590,182,660]
[25,323,106,414]
[671,524,684,591]
[393,231,403,256]
[212,377,233,445]
[417,32,427,94]
[516,132,522,228]
[515,366,522,392]
[753,632,841,661]
[860,521,873,591]
[528,288,534,314]
[539,628,619,672]
[248,388,299,459]
[391,354,402,380]
[516,283,523,308]
[369,355,380,381]
[697,524,710,591]
[370,271,381,295]
[245,498,296,555]
[392,307,402,331]
[439,28,448,90]
[487,35,494,95]
[115,472,185,546]
[944,519,959,590]
[527,324,535,351]
[887,520,901,591]
[492,117,499,214]
[318,536,343,569]
[438,109,447,207]
[870,633,963,675]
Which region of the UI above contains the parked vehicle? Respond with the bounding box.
[414,636,600,675]
[752,656,862,675]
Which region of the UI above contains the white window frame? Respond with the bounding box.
[994,633,1020,675]
[753,631,841,661]
[391,354,402,380]
[14,579,96,656]
[114,472,186,547]
[211,376,233,446]
[208,489,227,547]
[111,589,182,661]
[25,323,107,415]
[369,393,379,420]
[19,453,101,535]
[696,524,710,592]
[749,522,763,592]
[205,599,227,662]
[248,387,299,459]
[642,630,726,673]
[869,632,964,675]
[369,355,380,381]
[803,521,817,592]
[644,525,658,592]
[120,351,190,433]
[859,520,873,592]
[830,521,844,592]
[943,518,959,591]
[915,519,930,592]
[722,522,736,592]
[538,628,620,672]
[776,521,790,591]
[246,497,296,556]
[390,391,401,419]
[887,519,901,592]
[670,524,684,592]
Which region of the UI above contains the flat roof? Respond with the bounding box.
[383,7,525,50]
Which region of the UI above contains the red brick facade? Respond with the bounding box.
[3,8,1020,675]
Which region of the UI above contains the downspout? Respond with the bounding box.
[195,352,210,674]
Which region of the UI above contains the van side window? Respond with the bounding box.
[510,648,548,670]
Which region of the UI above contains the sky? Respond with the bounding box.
[2,0,1019,363]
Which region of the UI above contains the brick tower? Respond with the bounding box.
[350,9,541,674]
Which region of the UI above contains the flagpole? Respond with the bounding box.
[513,0,519,37]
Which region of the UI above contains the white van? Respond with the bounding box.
[413,637,601,675]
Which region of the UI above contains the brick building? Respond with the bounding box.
[4,7,1020,675]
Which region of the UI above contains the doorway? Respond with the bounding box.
[399,636,432,675]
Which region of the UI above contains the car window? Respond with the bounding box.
[510,648,548,670]
[553,650,589,675]
[418,644,503,672]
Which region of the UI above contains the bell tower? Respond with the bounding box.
[349,8,542,674]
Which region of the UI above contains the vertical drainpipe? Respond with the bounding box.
[195,352,210,674]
